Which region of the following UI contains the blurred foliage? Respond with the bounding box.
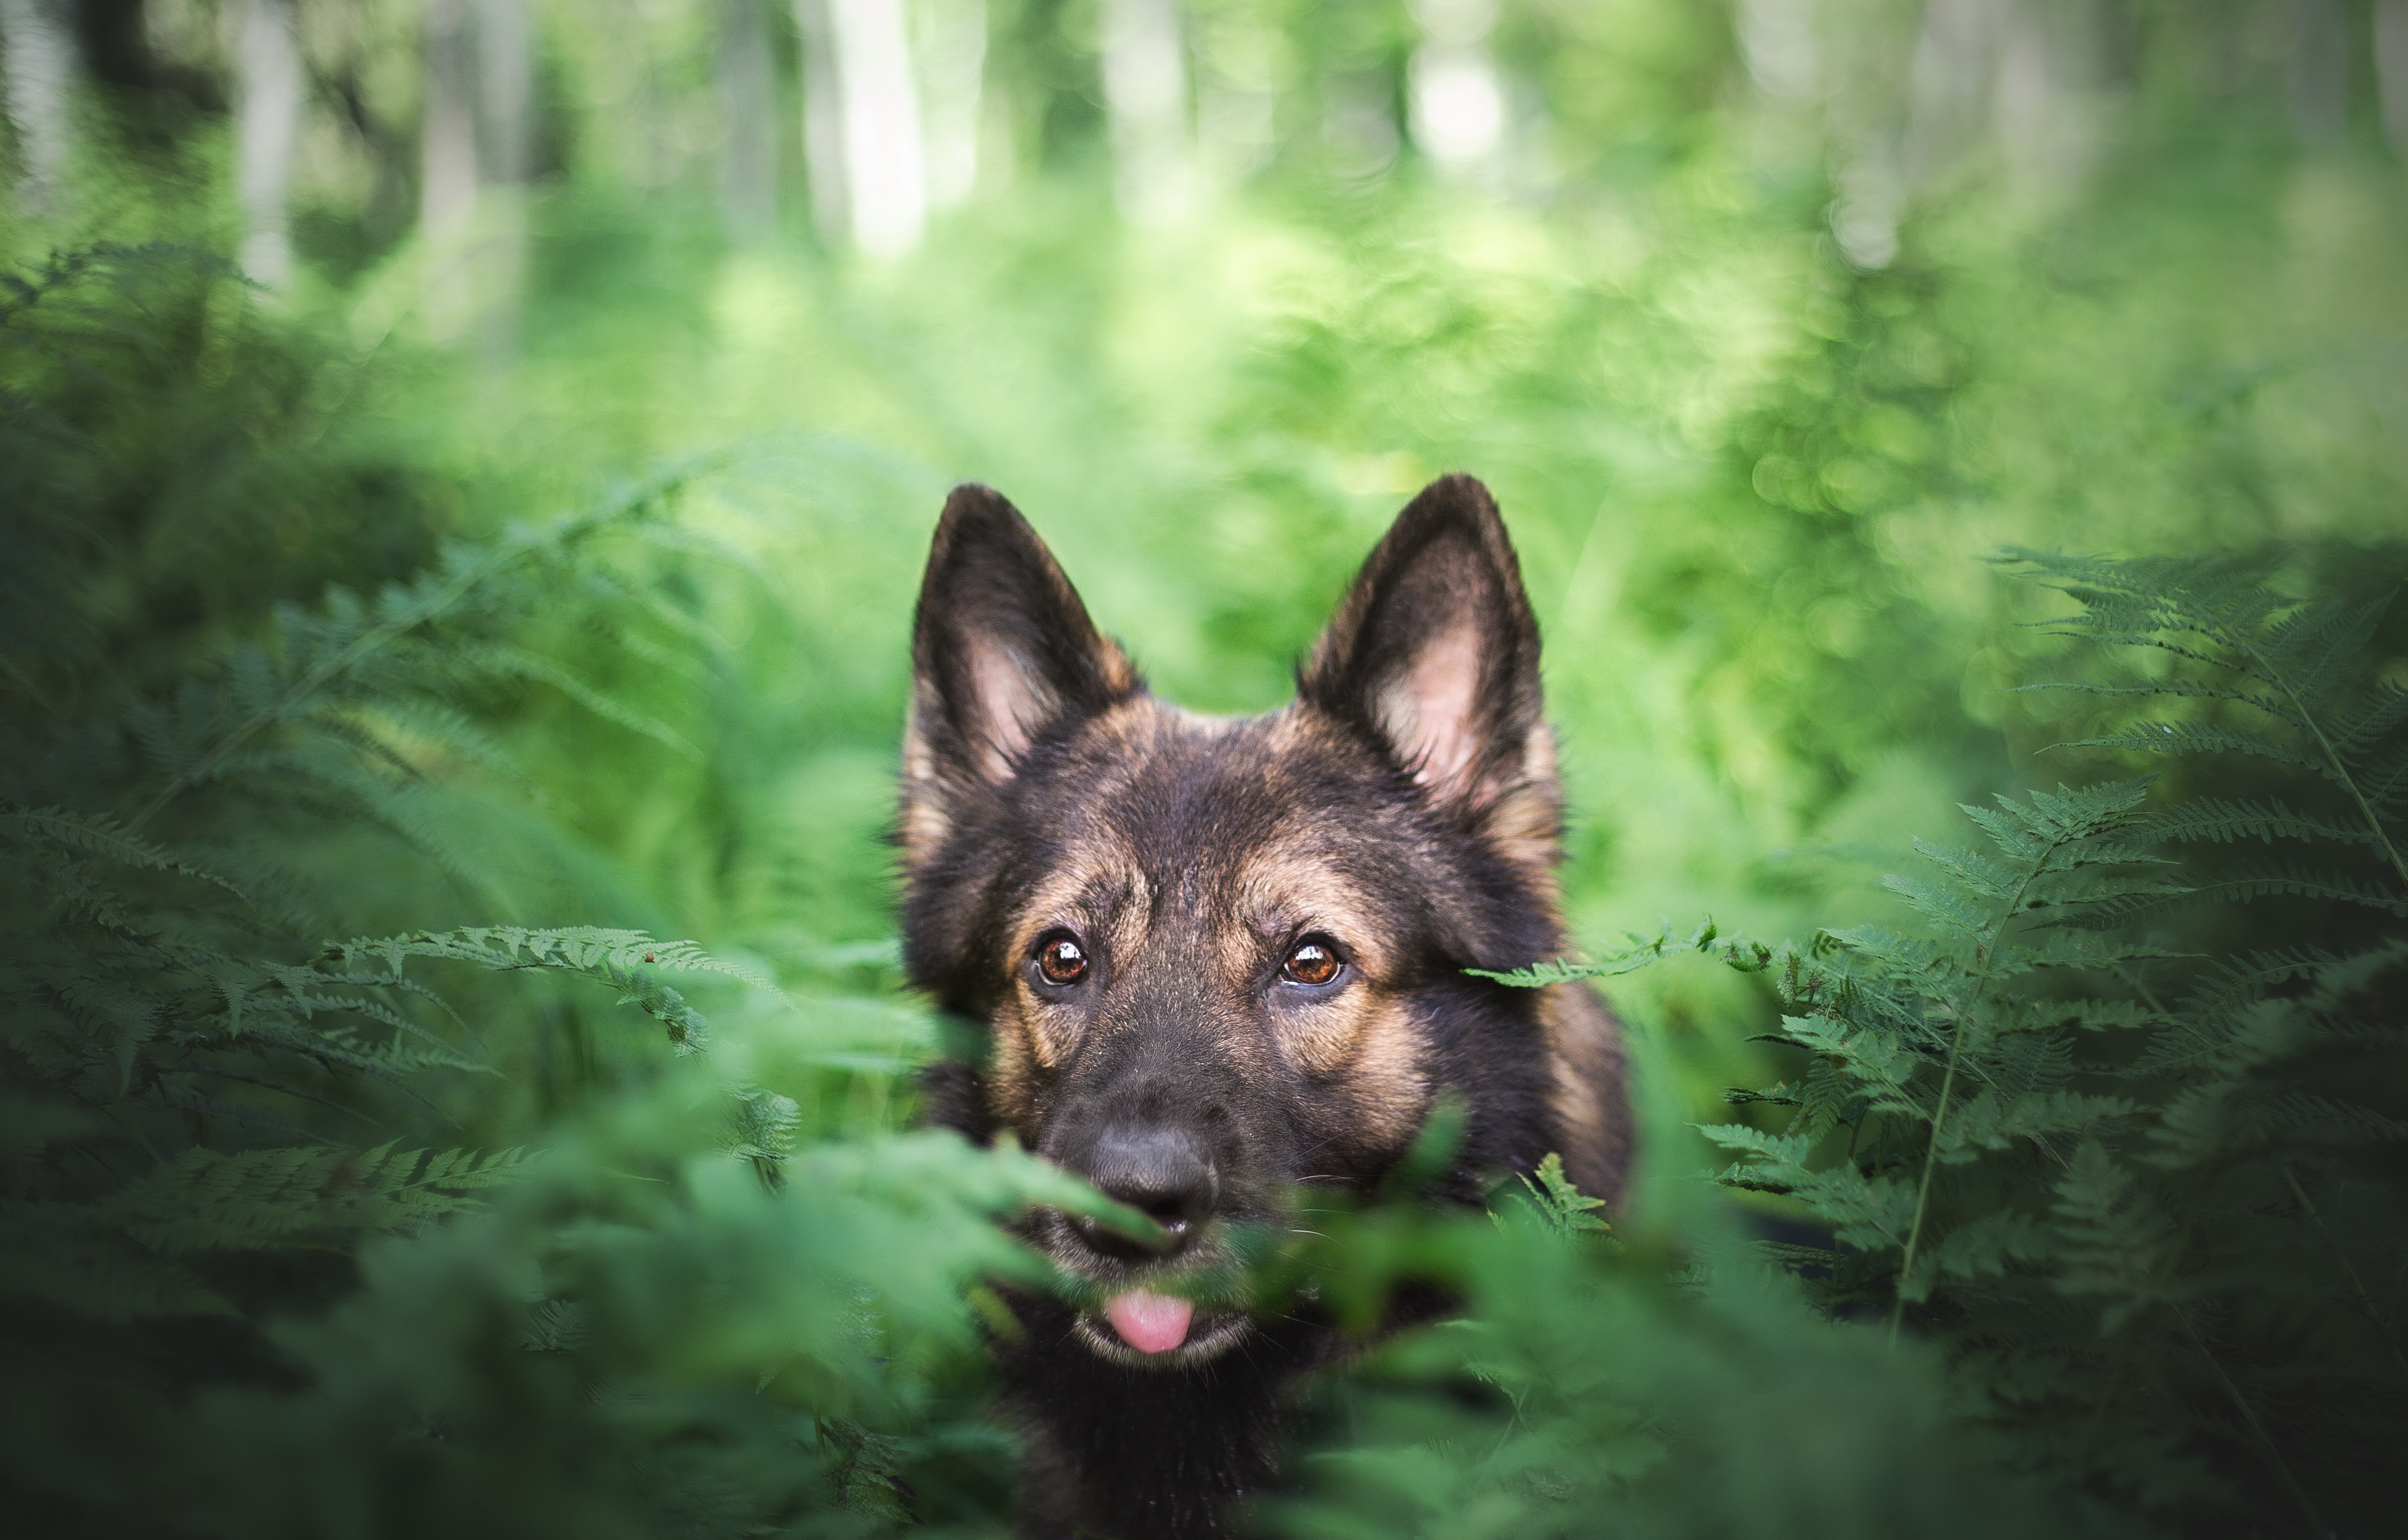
[4,1,2407,1535]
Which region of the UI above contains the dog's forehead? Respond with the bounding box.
[1010,697,1425,926]
[1060,698,1400,854]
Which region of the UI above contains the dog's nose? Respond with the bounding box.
[1073,1125,1216,1258]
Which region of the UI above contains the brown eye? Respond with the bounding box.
[1036,934,1089,986]
[1281,937,1343,988]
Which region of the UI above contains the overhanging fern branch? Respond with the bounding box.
[1887,830,2057,1344]
[0,242,230,330]
[2249,640,2408,894]
[1469,919,1774,987]
[2000,549,2407,897]
[124,458,720,834]
[326,925,784,1058]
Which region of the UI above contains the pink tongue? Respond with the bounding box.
[1104,1290,1194,1355]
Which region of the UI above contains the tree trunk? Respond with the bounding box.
[472,0,531,362]
[0,0,75,214]
[793,0,848,244]
[421,0,475,340]
[2289,0,2347,143]
[2380,0,2408,156]
[718,0,779,237]
[1406,0,1507,182]
[1734,0,1818,103]
[918,0,984,212]
[827,0,925,254]
[421,0,532,355]
[476,0,532,185]
[1102,0,1191,219]
[230,0,304,290]
[421,1,475,237]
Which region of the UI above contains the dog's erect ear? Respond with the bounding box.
[1299,475,1560,868]
[900,485,1138,861]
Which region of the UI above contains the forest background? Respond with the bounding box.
[3,1,2405,1536]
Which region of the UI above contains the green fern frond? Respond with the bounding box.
[2048,1139,2184,1333]
[1908,838,2027,903]
[1944,1089,2133,1155]
[0,806,249,900]
[1880,870,1996,939]
[453,641,703,760]
[313,1026,493,1079]
[1693,1123,1818,1185]
[0,1215,233,1321]
[728,1084,802,1185]
[1469,919,1773,986]
[2132,798,2375,848]
[102,1141,532,1253]
[1920,1210,2052,1289]
[325,927,779,1054]
[2182,868,2408,914]
[2330,683,2408,758]
[2255,592,2391,707]
[2058,722,2324,776]
[1513,1152,1612,1238]
[121,459,721,835]
[2261,1092,2408,1145]
[2007,677,2300,725]
[520,1298,591,1353]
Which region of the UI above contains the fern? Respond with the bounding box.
[2001,547,2408,892]
[1467,549,2408,1532]
[1470,918,1776,987]
[1505,1151,1614,1238]
[101,1141,534,1253]
[121,459,720,836]
[0,251,878,1532]
[1670,551,2408,1529]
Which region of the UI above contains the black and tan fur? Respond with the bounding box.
[898,475,1629,1539]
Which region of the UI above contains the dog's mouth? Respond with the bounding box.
[1034,1208,1261,1367]
[1070,1287,1253,1367]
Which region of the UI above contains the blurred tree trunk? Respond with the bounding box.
[1902,0,2002,185]
[421,0,476,337]
[796,0,925,255]
[476,0,531,186]
[421,0,531,355]
[1734,0,1817,103]
[471,0,530,362]
[2381,0,2408,155]
[917,0,983,212]
[1102,0,1191,220]
[832,0,924,254]
[0,0,75,214]
[2289,0,2347,142]
[229,0,302,290]
[717,0,779,238]
[1406,0,1506,182]
[792,0,846,243]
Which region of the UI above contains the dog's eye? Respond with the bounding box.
[1281,937,1343,988]
[1035,933,1090,986]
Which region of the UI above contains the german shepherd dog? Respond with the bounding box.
[898,475,1630,1539]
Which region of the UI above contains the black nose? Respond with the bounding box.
[1073,1125,1217,1258]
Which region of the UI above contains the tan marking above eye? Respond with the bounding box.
[1281,937,1343,987]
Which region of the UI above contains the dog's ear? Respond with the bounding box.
[1299,474,1560,872]
[900,485,1139,862]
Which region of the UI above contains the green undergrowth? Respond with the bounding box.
[1474,551,2408,1534]
[4,237,2403,1540]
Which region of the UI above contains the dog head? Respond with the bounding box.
[898,476,1568,1367]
